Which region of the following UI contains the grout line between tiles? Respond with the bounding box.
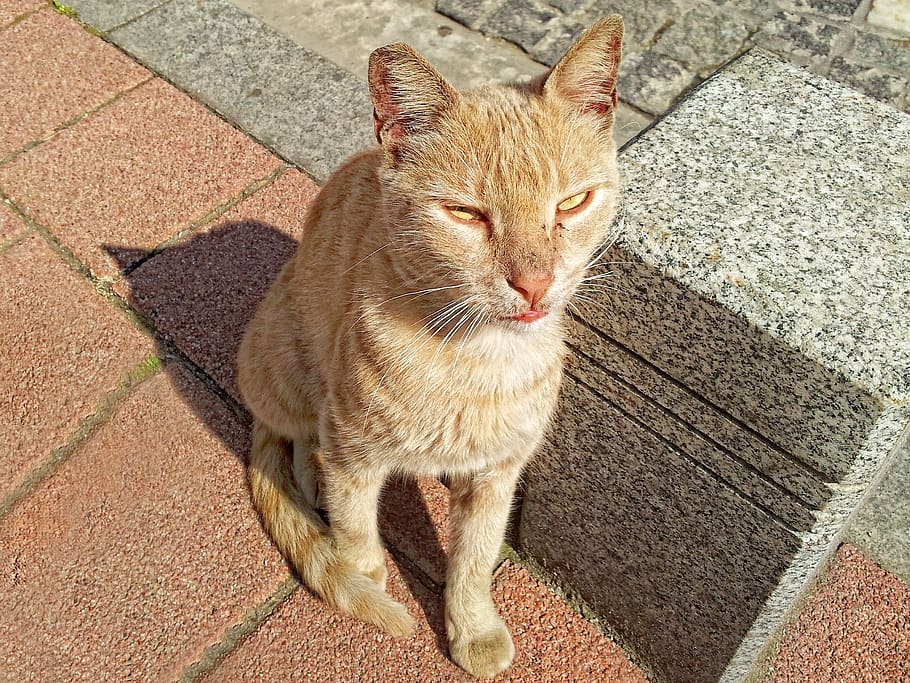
[115,163,290,280]
[0,355,163,520]
[0,75,156,168]
[0,3,43,32]
[176,574,300,683]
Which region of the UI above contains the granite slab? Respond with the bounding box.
[520,49,910,682]
[108,0,374,182]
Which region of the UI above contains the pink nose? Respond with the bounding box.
[508,272,553,308]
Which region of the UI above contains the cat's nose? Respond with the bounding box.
[508,272,553,308]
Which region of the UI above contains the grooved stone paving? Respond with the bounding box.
[520,50,910,682]
[0,369,289,683]
[0,8,149,158]
[0,78,278,277]
[0,235,153,500]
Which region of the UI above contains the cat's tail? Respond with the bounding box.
[247,421,415,637]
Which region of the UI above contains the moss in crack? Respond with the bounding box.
[50,0,78,18]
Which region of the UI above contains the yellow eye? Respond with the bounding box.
[557,191,590,213]
[445,205,484,222]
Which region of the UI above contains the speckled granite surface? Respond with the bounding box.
[520,49,910,683]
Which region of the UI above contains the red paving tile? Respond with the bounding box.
[0,368,289,683]
[0,235,153,499]
[207,556,466,683]
[0,77,280,277]
[208,557,643,682]
[492,562,648,683]
[0,8,149,157]
[0,199,26,242]
[768,543,910,683]
[0,0,41,29]
[380,475,450,585]
[113,168,317,400]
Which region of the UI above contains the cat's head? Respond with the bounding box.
[368,16,623,334]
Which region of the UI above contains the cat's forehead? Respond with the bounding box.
[430,86,609,203]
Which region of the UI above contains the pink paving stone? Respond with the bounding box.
[0,368,289,683]
[0,199,27,242]
[113,168,317,401]
[206,556,472,683]
[380,475,451,585]
[767,543,910,683]
[0,8,149,157]
[208,558,644,682]
[491,561,648,683]
[0,235,153,499]
[0,77,280,277]
[0,0,42,29]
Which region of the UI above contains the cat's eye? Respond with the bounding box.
[557,191,591,213]
[444,205,485,223]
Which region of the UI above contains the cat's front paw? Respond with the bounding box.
[449,620,515,679]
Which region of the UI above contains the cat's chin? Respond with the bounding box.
[498,313,550,333]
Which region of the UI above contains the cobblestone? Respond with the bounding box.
[437,0,910,115]
[755,11,844,62]
[829,56,909,102]
[651,4,752,75]
[618,51,696,114]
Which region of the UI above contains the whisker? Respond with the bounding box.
[341,242,393,275]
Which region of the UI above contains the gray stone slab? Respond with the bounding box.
[829,56,908,106]
[521,377,801,683]
[109,0,374,182]
[850,30,910,75]
[618,51,696,115]
[756,10,844,63]
[846,434,910,581]
[66,0,167,31]
[651,4,751,76]
[520,49,910,682]
[231,0,548,91]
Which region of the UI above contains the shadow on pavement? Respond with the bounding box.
[105,218,451,651]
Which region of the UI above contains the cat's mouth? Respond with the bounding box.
[509,309,547,324]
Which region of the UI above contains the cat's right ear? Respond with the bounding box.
[368,43,458,148]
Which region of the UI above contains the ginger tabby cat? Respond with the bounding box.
[237,16,623,678]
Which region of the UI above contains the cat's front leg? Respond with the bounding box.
[445,458,524,678]
[320,458,389,587]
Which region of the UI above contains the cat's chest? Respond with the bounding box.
[356,329,564,473]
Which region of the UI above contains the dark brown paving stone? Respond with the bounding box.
[0,368,289,682]
[767,543,910,682]
[0,235,153,499]
[0,8,149,157]
[0,78,279,277]
[113,169,317,401]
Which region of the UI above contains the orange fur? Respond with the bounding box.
[237,16,624,678]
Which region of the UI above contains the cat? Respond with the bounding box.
[236,16,623,678]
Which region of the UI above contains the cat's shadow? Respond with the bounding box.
[105,219,450,650]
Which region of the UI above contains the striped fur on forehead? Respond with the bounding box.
[388,85,613,225]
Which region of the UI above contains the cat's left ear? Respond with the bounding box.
[368,43,458,147]
[543,15,624,125]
